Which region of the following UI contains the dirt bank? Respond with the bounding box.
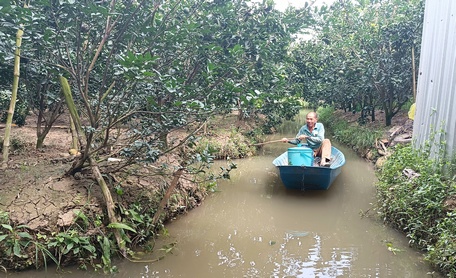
[0,112,258,271]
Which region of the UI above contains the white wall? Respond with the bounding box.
[413,0,456,157]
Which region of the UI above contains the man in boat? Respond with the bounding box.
[281,111,332,167]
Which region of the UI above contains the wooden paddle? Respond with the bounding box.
[249,138,295,146]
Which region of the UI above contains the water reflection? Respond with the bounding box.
[272,232,356,278]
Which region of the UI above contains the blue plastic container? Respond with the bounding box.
[288,147,314,166]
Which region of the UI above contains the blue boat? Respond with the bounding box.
[272,146,346,190]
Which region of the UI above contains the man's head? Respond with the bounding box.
[306,112,318,129]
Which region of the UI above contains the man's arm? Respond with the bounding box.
[282,126,308,144]
[281,138,300,144]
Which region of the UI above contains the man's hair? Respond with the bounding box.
[307,111,318,119]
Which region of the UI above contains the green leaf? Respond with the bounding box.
[1,224,13,232]
[17,232,32,239]
[129,210,144,223]
[64,242,74,254]
[82,245,96,253]
[13,243,23,257]
[107,222,137,233]
[207,62,216,73]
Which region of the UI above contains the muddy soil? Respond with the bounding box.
[0,121,85,230]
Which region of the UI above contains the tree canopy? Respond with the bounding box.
[291,0,423,125]
[0,0,425,265]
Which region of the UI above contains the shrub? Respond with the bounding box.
[426,211,456,276]
[318,106,382,154]
[0,136,28,153]
[194,127,255,160]
[0,90,29,126]
[376,144,456,276]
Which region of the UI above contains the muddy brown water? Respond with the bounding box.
[10,116,441,278]
[111,143,437,278]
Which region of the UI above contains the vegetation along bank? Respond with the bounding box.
[319,106,456,277]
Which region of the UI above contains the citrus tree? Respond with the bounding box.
[292,0,424,126]
[0,2,67,149]
[1,0,312,254]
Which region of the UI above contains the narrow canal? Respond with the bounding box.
[111,142,438,278]
[12,115,441,278]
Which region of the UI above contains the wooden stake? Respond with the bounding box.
[412,46,416,102]
[152,168,185,225]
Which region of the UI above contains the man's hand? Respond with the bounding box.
[297,135,308,141]
[281,138,289,143]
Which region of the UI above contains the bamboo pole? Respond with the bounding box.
[60,76,83,136]
[249,138,294,146]
[2,28,23,169]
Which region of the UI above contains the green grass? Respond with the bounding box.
[376,143,456,277]
[318,106,383,155]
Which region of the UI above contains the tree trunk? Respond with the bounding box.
[2,28,23,169]
[35,84,64,149]
[36,116,60,149]
[369,95,375,122]
[385,113,392,126]
[36,89,45,148]
[36,131,48,149]
[237,109,245,121]
[383,89,394,126]
[69,115,79,150]
[159,131,168,149]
